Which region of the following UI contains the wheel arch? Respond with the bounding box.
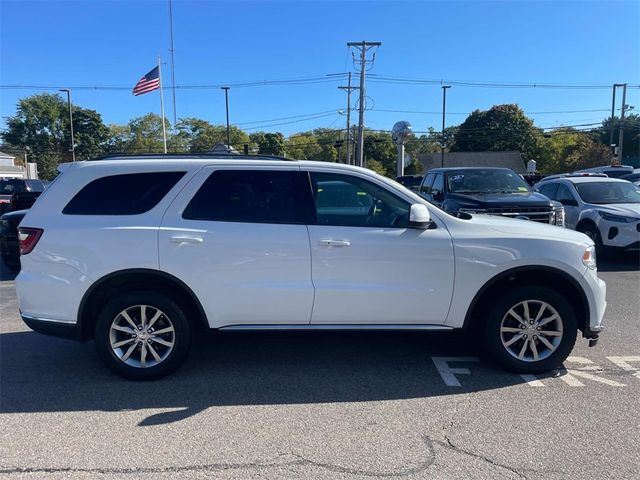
[575,217,598,233]
[463,266,589,334]
[78,268,209,341]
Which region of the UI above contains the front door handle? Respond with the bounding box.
[319,239,351,247]
[170,236,204,244]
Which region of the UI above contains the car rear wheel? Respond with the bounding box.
[95,291,191,380]
[483,286,577,373]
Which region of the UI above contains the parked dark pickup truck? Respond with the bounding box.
[418,167,565,226]
[0,179,48,215]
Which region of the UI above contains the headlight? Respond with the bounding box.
[582,246,597,270]
[599,211,640,223]
[552,206,565,227]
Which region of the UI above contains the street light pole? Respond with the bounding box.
[59,89,75,161]
[221,86,231,149]
[440,85,451,168]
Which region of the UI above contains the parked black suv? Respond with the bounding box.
[418,167,564,225]
[0,179,48,215]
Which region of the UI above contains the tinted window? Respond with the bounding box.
[539,183,558,200]
[0,180,27,195]
[183,170,314,224]
[311,172,409,228]
[431,174,444,196]
[63,172,185,215]
[420,173,435,194]
[556,184,575,203]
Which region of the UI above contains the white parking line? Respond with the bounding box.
[431,357,480,387]
[607,356,640,380]
[519,374,545,387]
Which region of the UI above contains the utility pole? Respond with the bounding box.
[221,86,231,148]
[348,41,381,167]
[440,85,451,168]
[59,89,75,162]
[338,72,358,165]
[617,83,627,164]
[168,0,178,129]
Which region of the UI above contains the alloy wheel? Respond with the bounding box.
[499,300,563,363]
[109,305,175,368]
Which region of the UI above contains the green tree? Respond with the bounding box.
[175,118,249,152]
[2,93,110,178]
[286,133,322,160]
[451,104,540,160]
[126,113,170,153]
[363,131,396,176]
[250,132,286,156]
[598,115,639,161]
[537,129,609,173]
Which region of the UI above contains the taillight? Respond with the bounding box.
[18,227,43,255]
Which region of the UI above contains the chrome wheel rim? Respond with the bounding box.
[500,300,563,363]
[109,305,175,368]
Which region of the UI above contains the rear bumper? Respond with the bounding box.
[21,314,82,341]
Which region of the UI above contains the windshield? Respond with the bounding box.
[446,170,531,194]
[574,181,640,204]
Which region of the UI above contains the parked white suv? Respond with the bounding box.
[535,176,640,253]
[16,155,606,380]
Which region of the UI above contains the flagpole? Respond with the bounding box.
[157,56,168,154]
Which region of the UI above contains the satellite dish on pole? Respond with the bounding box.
[392,121,413,145]
[392,121,413,178]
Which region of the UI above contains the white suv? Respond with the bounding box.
[16,155,606,380]
[535,176,640,253]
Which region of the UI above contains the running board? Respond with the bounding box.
[218,324,454,332]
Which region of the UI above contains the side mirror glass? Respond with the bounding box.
[560,198,577,207]
[433,191,444,202]
[409,204,431,228]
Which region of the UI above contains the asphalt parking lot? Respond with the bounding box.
[1,253,639,480]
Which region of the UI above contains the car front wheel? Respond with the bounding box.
[483,286,577,373]
[95,291,192,380]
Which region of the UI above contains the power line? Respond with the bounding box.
[368,75,640,90]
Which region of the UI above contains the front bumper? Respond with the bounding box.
[599,220,640,249]
[579,267,606,340]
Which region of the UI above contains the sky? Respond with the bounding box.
[1,0,639,137]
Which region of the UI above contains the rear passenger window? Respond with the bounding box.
[539,183,558,200]
[183,170,314,225]
[63,172,185,215]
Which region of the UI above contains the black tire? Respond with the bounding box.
[95,291,192,380]
[483,286,577,374]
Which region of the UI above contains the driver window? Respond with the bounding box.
[556,184,576,203]
[310,172,410,228]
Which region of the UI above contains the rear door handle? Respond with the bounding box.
[170,236,204,244]
[319,239,350,247]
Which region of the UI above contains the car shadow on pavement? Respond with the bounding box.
[1,329,532,425]
[598,250,640,272]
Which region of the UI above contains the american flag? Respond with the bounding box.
[132,66,160,96]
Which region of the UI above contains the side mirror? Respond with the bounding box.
[560,198,578,207]
[432,191,444,203]
[409,204,431,228]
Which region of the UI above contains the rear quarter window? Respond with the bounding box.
[63,172,185,215]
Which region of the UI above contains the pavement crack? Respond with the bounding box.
[288,435,437,478]
[0,437,437,478]
[436,437,528,479]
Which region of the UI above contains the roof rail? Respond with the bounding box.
[90,152,295,162]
